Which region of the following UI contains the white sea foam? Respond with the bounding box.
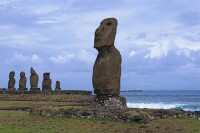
[127,102,185,110]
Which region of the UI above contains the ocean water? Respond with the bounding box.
[121,90,200,111]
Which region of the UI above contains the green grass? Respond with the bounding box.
[0,110,200,133]
[0,101,68,109]
[0,100,200,133]
[0,110,137,133]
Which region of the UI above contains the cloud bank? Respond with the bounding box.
[0,0,200,90]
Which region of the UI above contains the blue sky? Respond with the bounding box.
[0,0,200,90]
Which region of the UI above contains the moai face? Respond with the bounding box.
[56,81,60,87]
[9,71,15,79]
[30,67,36,75]
[94,18,118,48]
[43,73,50,80]
[20,71,25,78]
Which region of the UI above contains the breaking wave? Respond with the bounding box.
[127,102,200,111]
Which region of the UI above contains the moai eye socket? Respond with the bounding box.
[106,22,112,26]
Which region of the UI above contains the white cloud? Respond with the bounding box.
[0,33,48,48]
[0,0,21,5]
[145,40,170,59]
[75,49,96,63]
[31,54,42,63]
[129,51,136,57]
[31,5,61,15]
[5,53,42,64]
[6,53,28,63]
[174,38,200,51]
[49,53,75,64]
[0,24,16,30]
[49,49,96,64]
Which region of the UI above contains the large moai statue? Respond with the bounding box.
[8,71,16,91]
[30,67,39,90]
[92,18,126,109]
[55,81,61,91]
[42,72,52,91]
[19,71,27,91]
[93,18,121,97]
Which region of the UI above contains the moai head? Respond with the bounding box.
[43,73,50,80]
[9,71,15,79]
[20,71,25,78]
[94,18,118,49]
[30,67,36,75]
[56,81,60,87]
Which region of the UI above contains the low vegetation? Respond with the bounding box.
[0,96,199,133]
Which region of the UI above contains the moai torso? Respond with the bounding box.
[42,73,52,90]
[19,71,27,90]
[55,81,61,91]
[30,67,39,88]
[8,71,15,89]
[92,18,121,97]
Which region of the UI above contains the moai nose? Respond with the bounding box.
[96,26,104,35]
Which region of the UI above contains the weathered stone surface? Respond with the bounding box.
[30,105,199,124]
[94,18,118,48]
[92,18,121,96]
[55,81,61,91]
[93,96,127,110]
[19,71,27,91]
[42,72,52,91]
[30,67,39,89]
[8,71,16,90]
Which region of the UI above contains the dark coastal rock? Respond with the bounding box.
[30,67,39,89]
[19,71,27,91]
[42,72,52,91]
[55,81,61,91]
[92,18,121,97]
[8,71,16,91]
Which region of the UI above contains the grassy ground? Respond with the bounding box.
[0,110,200,133]
[0,110,137,133]
[0,100,200,133]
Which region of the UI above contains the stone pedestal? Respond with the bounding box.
[30,88,40,91]
[7,88,16,91]
[0,88,6,94]
[93,96,127,110]
[18,88,28,91]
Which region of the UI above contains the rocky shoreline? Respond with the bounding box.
[0,94,199,124]
[29,106,199,124]
[29,96,199,124]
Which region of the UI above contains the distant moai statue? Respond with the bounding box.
[19,71,27,91]
[55,81,61,91]
[92,18,122,97]
[8,71,16,91]
[42,72,52,91]
[30,67,39,90]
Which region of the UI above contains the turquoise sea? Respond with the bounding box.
[121,90,200,111]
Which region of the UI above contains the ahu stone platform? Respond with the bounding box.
[0,89,92,95]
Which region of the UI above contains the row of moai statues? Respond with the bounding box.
[8,67,61,91]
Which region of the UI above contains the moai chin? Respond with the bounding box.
[30,67,39,90]
[19,71,27,91]
[42,72,52,91]
[55,81,61,91]
[92,18,122,97]
[8,71,16,91]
